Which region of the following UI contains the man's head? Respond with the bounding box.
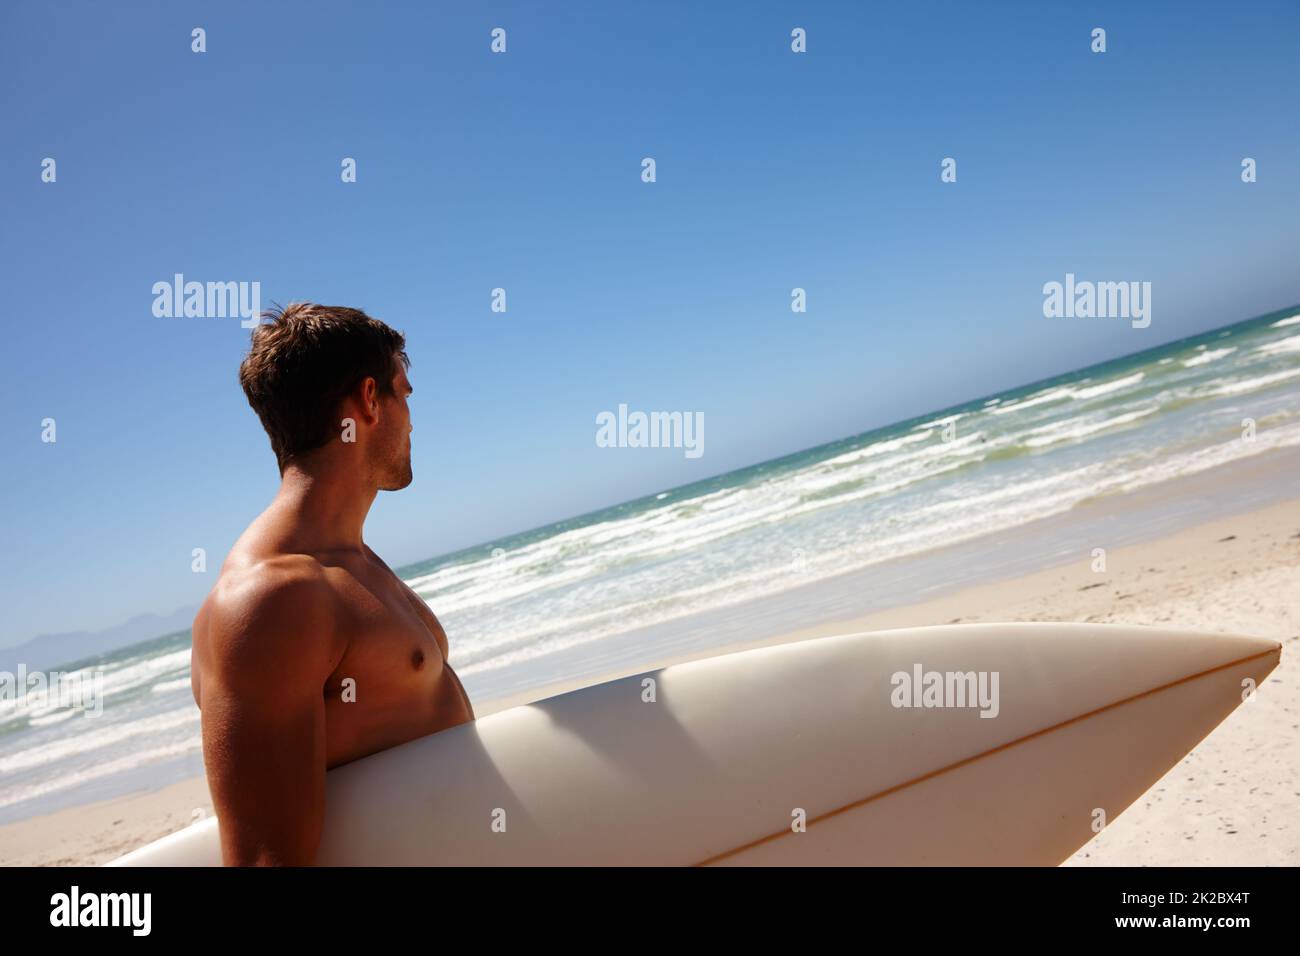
[239,303,414,489]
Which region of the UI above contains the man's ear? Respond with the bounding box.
[357,376,381,425]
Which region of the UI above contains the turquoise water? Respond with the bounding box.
[2,305,1298,825]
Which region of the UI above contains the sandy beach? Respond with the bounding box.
[3,494,1296,867]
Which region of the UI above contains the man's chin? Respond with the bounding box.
[380,465,414,492]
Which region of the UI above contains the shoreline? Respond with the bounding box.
[458,443,1300,705]
[3,494,1296,866]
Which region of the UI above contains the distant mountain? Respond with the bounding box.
[0,605,199,672]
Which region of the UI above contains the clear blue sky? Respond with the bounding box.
[3,0,1298,645]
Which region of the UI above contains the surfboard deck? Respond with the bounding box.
[108,623,1280,866]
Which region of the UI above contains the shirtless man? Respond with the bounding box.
[190,303,474,865]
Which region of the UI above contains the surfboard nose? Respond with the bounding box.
[1178,629,1281,687]
[1201,630,1282,656]
[1230,632,1281,658]
[1218,631,1281,691]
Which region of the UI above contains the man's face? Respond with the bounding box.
[375,363,414,491]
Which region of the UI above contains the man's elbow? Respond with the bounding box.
[220,829,320,867]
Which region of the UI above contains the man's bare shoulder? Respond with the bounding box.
[195,553,344,679]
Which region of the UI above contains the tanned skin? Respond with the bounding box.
[190,363,474,865]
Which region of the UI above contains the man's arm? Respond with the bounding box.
[196,565,340,866]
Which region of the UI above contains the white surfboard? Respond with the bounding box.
[108,623,1280,866]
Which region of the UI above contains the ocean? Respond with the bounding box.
[3,306,1299,824]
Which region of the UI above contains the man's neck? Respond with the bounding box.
[273,460,377,554]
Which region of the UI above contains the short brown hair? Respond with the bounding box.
[239,303,409,470]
